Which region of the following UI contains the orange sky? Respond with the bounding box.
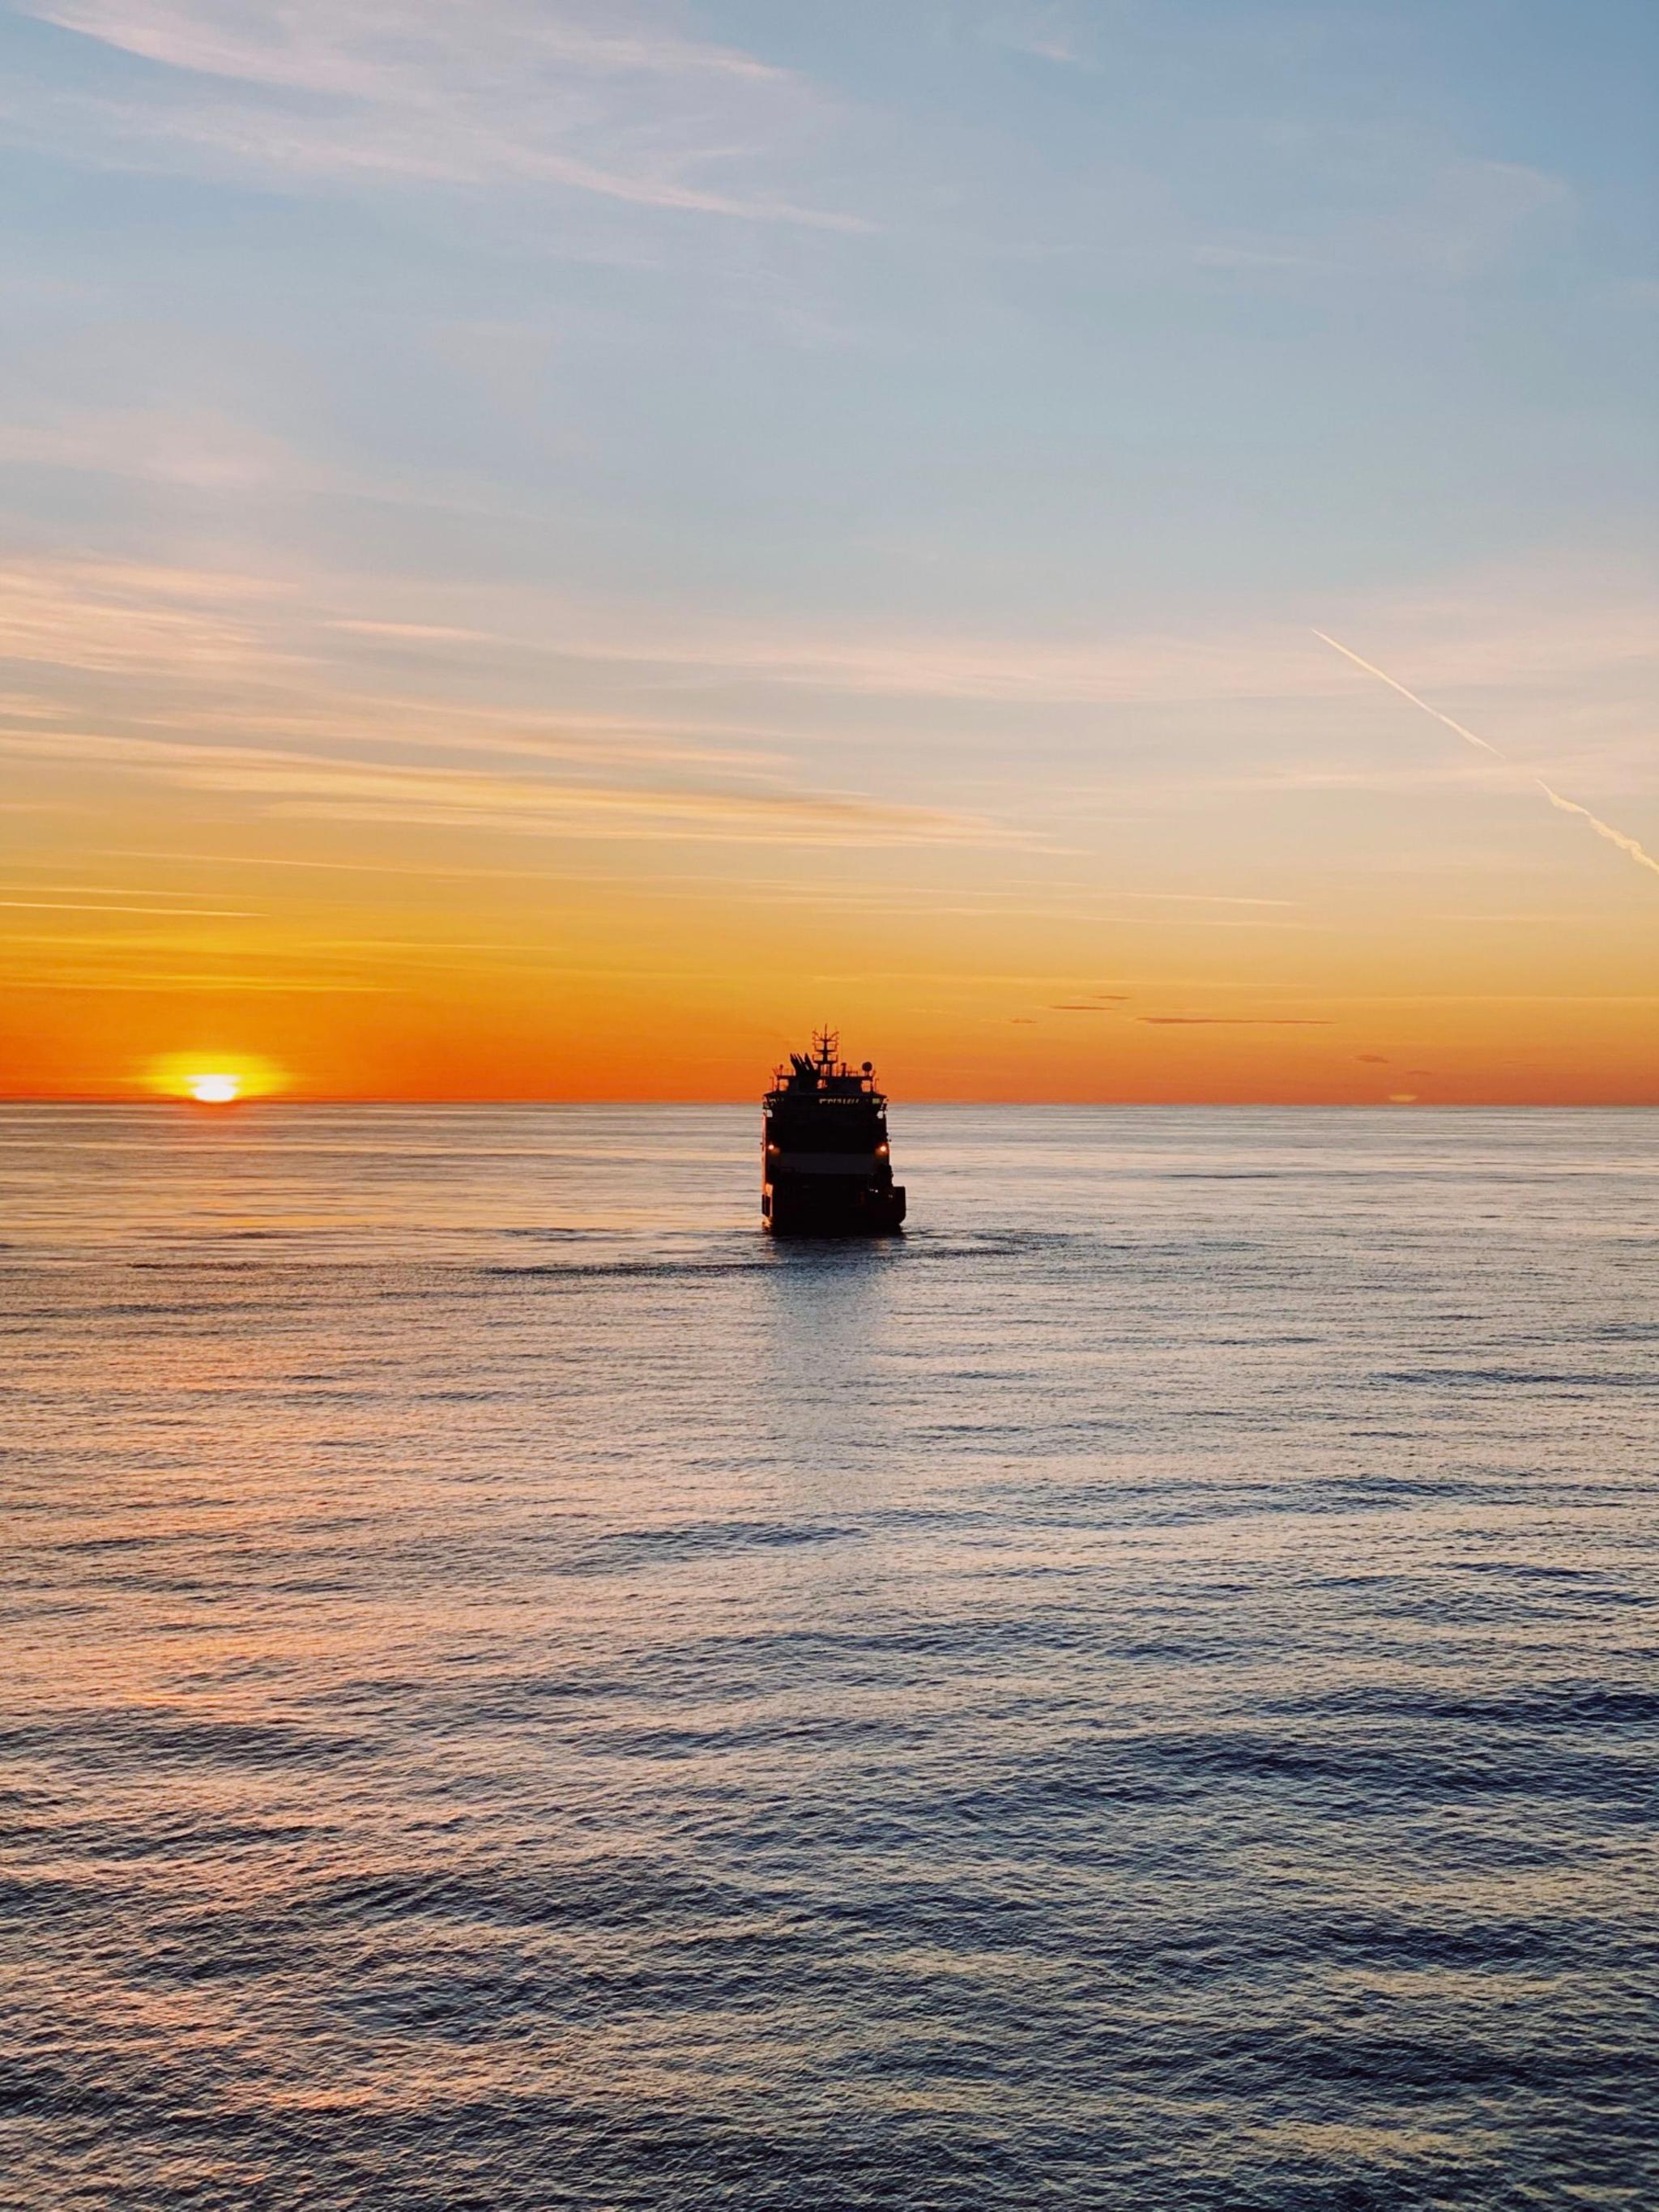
[2,6,1656,1104]
[3,648,1656,1103]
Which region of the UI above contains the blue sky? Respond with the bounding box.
[0,1,1655,1097]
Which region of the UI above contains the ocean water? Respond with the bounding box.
[4,1104,1656,2211]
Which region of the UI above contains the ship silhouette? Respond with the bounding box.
[761,1030,906,1236]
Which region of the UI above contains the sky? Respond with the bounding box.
[1,0,1655,1103]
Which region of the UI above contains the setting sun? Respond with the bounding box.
[187,1073,241,1105]
[147,1053,282,1104]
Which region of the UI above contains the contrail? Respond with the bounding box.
[1531,780,1659,877]
[1313,630,1659,884]
[1312,631,1503,753]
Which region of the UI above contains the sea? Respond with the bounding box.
[4,1105,1656,2211]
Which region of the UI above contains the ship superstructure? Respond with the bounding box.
[761,1031,906,1235]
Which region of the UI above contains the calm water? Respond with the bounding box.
[4,1106,1656,2210]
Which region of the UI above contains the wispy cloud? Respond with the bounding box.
[0,895,258,915]
[32,0,788,87]
[0,559,289,677]
[3,973,394,992]
[964,2,1091,68]
[0,722,1008,849]
[6,553,1655,733]
[324,620,493,645]
[129,698,787,776]
[1111,891,1299,908]
[0,407,301,492]
[320,564,1659,722]
[11,0,868,228]
[2,553,1653,890]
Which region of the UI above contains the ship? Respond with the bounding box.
[761,1031,906,1236]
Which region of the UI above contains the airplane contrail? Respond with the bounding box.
[1313,629,1659,883]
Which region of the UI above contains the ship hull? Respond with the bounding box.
[763,1179,906,1236]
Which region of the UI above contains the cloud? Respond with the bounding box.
[966,3,1090,67]
[0,406,569,524]
[1286,995,1659,1006]
[132,698,787,776]
[0,879,245,897]
[499,616,1303,704]
[0,557,1035,853]
[0,895,258,915]
[322,560,1659,722]
[29,0,786,89]
[3,552,1653,884]
[0,408,300,492]
[11,0,868,228]
[324,621,493,644]
[0,559,290,677]
[1140,1016,1331,1026]
[0,552,1226,711]
[6,552,1656,737]
[3,972,394,992]
[1107,891,1299,908]
[0,722,1008,849]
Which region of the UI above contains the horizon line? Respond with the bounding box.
[3,1095,1654,1112]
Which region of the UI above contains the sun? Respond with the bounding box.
[148,1051,283,1103]
[187,1072,242,1105]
